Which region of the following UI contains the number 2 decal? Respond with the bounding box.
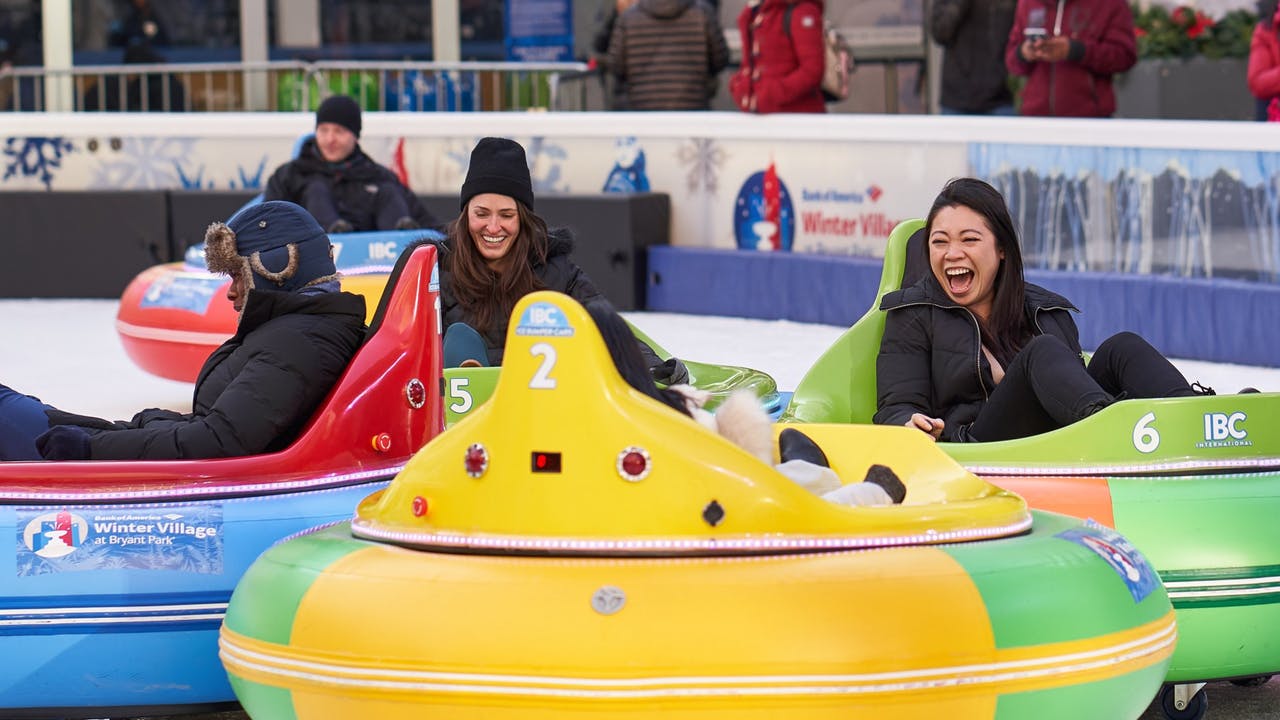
[1132,412,1160,454]
[530,343,557,389]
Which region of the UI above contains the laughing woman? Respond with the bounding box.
[440,137,686,383]
[874,177,1204,443]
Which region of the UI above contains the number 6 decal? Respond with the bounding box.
[1132,412,1160,454]
[530,343,557,389]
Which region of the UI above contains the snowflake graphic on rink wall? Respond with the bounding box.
[2,137,76,190]
[88,137,195,189]
[524,137,570,195]
[176,156,268,191]
[678,137,724,195]
[84,136,267,191]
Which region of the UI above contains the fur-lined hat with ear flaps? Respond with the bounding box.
[205,201,338,292]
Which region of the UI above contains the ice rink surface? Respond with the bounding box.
[3,298,1279,720]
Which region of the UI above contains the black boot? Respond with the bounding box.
[778,428,829,468]
[863,464,906,504]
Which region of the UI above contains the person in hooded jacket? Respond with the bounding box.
[439,137,687,385]
[606,0,729,110]
[263,94,438,233]
[0,201,367,461]
[729,0,826,114]
[1004,0,1136,117]
[875,178,1204,443]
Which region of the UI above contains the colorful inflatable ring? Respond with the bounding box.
[222,292,1174,719]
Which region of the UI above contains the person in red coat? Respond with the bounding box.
[1248,0,1280,121]
[729,0,826,114]
[1004,0,1136,117]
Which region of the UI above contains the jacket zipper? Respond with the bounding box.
[887,300,989,401]
[1032,304,1084,361]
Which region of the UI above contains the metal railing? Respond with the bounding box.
[0,59,591,113]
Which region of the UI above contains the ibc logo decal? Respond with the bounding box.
[1197,411,1251,448]
[369,241,399,260]
[515,302,575,337]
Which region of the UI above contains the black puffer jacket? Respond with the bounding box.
[929,0,1017,113]
[439,228,602,366]
[263,138,437,231]
[874,274,1081,442]
[52,289,366,460]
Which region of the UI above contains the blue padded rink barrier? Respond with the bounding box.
[646,246,1280,369]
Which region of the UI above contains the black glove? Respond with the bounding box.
[131,407,186,427]
[36,425,92,461]
[43,409,120,431]
[650,357,690,386]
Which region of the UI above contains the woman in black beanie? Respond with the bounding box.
[439,137,601,367]
[439,137,686,384]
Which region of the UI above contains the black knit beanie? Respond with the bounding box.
[460,137,534,211]
[315,94,361,137]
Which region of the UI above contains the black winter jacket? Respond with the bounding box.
[439,229,603,366]
[263,138,437,231]
[930,0,1017,113]
[51,289,366,460]
[874,274,1081,442]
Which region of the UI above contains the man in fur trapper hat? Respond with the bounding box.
[206,199,341,297]
[262,94,439,234]
[0,201,367,462]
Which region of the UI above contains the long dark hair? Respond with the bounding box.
[924,177,1032,367]
[445,200,550,334]
[586,300,690,416]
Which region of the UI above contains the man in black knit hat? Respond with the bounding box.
[263,94,438,233]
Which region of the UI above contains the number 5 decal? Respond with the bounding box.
[1132,412,1160,454]
[530,343,557,389]
[448,377,473,414]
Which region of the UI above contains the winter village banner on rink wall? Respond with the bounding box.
[0,112,1277,282]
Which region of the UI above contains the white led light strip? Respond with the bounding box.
[0,602,227,628]
[349,515,1034,555]
[220,618,1174,699]
[1165,574,1280,600]
[965,459,1280,477]
[1,465,402,503]
[115,319,230,346]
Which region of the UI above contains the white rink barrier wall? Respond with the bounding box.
[3,112,1278,280]
[3,111,1279,366]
